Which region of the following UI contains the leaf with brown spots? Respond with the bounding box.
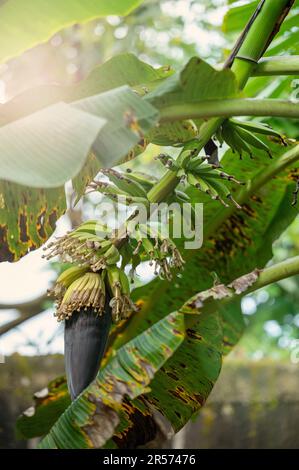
[104,142,299,439]
[128,141,299,352]
[35,310,184,448]
[0,180,66,262]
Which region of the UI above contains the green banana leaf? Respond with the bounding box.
[0,53,172,127]
[146,56,239,109]
[0,103,106,189]
[0,85,158,261]
[0,87,157,189]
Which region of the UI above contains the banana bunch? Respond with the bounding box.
[176,154,244,208]
[54,272,106,322]
[49,265,88,298]
[154,153,178,171]
[50,265,136,323]
[217,118,286,159]
[90,167,190,208]
[127,223,185,281]
[106,266,137,323]
[89,168,151,207]
[43,220,120,272]
[154,152,244,208]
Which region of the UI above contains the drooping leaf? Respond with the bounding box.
[106,308,223,448]
[0,53,169,201]
[137,268,259,434]
[0,86,158,189]
[140,310,223,433]
[0,86,158,260]
[0,103,106,188]
[73,85,159,168]
[0,0,144,65]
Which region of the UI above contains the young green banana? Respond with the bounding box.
[234,126,272,158]
[230,118,286,143]
[101,169,147,197]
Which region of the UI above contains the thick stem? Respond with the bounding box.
[147,169,179,204]
[248,255,299,293]
[187,255,299,322]
[252,56,299,76]
[160,98,299,122]
[230,0,295,88]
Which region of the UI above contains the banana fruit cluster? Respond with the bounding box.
[217,118,286,159]
[54,271,106,321]
[47,154,244,322]
[50,265,135,323]
[156,151,244,209]
[90,167,190,206]
[43,220,120,271]
[46,217,185,322]
[183,161,243,208]
[107,266,137,322]
[126,222,185,281]
[89,168,152,207]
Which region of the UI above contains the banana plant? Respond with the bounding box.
[1,0,299,448]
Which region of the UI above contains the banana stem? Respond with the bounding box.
[248,255,299,293]
[229,0,295,88]
[159,98,299,122]
[252,56,299,76]
[147,169,179,204]
[187,255,299,324]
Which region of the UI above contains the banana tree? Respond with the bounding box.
[1,0,299,448]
